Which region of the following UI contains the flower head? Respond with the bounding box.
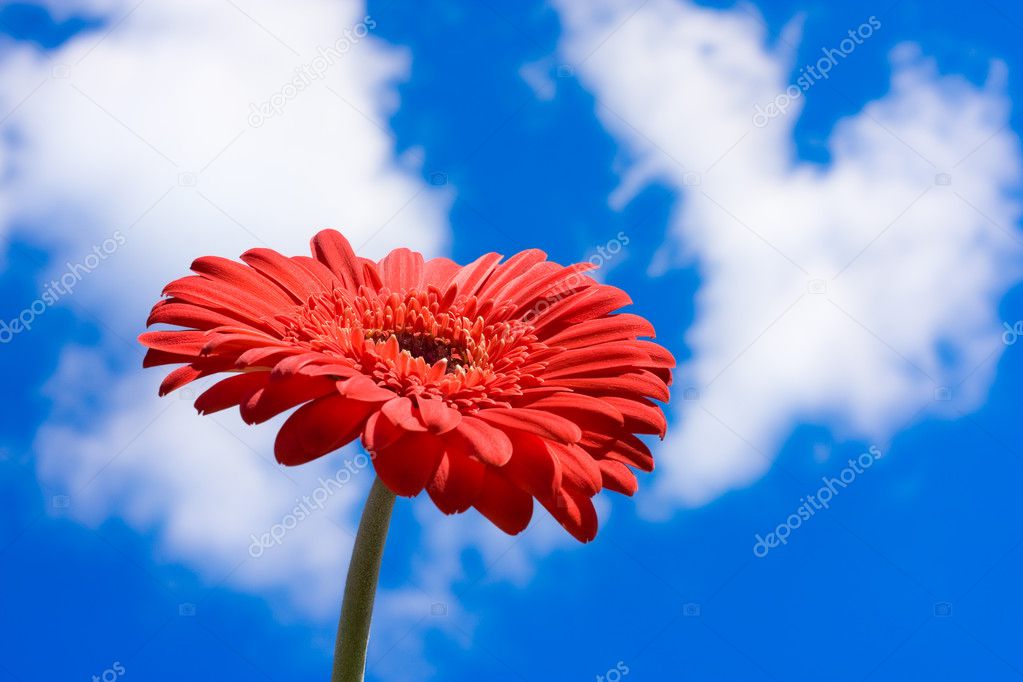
[140,230,673,541]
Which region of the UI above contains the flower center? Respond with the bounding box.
[365,329,466,372]
[281,286,547,407]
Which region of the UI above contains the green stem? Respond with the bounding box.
[332,476,396,682]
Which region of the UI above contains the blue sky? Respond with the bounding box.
[2,0,1022,680]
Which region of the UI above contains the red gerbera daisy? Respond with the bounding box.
[140,229,673,542]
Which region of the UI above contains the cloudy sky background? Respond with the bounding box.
[2,0,1022,680]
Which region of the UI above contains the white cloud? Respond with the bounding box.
[554,0,1022,507]
[0,0,455,619]
[37,345,370,618]
[0,0,449,306]
[3,1,577,646]
[519,58,558,102]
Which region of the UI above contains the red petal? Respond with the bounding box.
[540,484,597,543]
[447,252,503,297]
[297,363,361,379]
[378,248,425,292]
[648,365,673,387]
[427,450,485,513]
[602,396,667,438]
[475,248,547,301]
[472,470,533,535]
[380,397,428,432]
[523,393,624,430]
[475,408,582,444]
[195,371,271,414]
[361,411,403,453]
[274,395,374,466]
[147,301,239,330]
[338,375,396,402]
[581,431,654,472]
[598,459,638,495]
[502,431,561,498]
[543,313,656,348]
[449,416,513,467]
[139,330,209,356]
[549,442,602,495]
[241,374,337,424]
[190,255,293,308]
[310,229,365,289]
[270,351,330,378]
[627,339,676,368]
[360,258,383,290]
[159,365,203,396]
[240,248,321,303]
[500,262,593,312]
[143,348,199,368]
[547,371,670,403]
[531,285,632,333]
[415,397,462,434]
[372,431,443,497]
[201,330,277,356]
[543,345,654,379]
[423,257,460,287]
[162,275,274,325]
[292,255,341,289]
